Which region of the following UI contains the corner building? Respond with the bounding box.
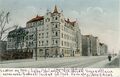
[26,5,82,57]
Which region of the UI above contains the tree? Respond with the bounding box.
[0,11,16,41]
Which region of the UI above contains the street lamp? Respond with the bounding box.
[71,46,74,56]
[44,49,47,59]
[44,43,47,59]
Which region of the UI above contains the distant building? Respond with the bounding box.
[7,29,17,51]
[92,36,100,56]
[7,5,82,58]
[7,27,28,52]
[82,35,100,56]
[99,43,108,55]
[82,35,92,56]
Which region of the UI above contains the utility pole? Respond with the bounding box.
[35,27,37,61]
[112,49,114,57]
[76,31,79,54]
[44,43,46,59]
[118,51,120,67]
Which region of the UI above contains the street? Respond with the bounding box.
[0,56,119,68]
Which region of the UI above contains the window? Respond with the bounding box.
[39,49,41,52]
[56,24,57,28]
[42,33,44,38]
[39,33,41,38]
[55,17,57,20]
[46,25,49,30]
[39,49,43,52]
[39,41,41,46]
[48,18,50,22]
[28,42,30,46]
[64,34,66,39]
[45,19,47,22]
[61,33,63,38]
[56,40,58,44]
[42,41,44,46]
[53,40,54,45]
[38,21,40,25]
[26,42,28,46]
[53,31,54,36]
[61,41,63,46]
[56,32,58,36]
[52,17,54,20]
[31,42,34,45]
[46,32,48,38]
[46,40,48,45]
[26,36,28,40]
[39,33,41,36]
[32,35,33,39]
[46,18,50,22]
[41,26,44,31]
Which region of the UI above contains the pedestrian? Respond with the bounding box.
[108,54,112,61]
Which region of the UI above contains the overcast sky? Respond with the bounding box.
[0,0,119,53]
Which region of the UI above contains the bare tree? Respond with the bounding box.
[0,11,16,41]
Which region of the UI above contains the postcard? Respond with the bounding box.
[0,0,119,77]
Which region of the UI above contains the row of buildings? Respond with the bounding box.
[82,35,107,56]
[5,5,107,59]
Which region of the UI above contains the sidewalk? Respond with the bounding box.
[87,56,118,68]
[105,56,119,68]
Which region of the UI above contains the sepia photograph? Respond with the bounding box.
[0,0,119,76]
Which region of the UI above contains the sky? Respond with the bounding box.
[0,0,119,53]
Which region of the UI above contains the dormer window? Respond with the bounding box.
[47,18,50,22]
[46,18,50,22]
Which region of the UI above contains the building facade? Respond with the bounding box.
[99,43,108,55]
[82,35,92,56]
[82,35,100,56]
[7,5,82,58]
[7,28,28,52]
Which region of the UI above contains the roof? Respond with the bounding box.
[27,15,44,23]
[65,19,76,26]
[8,27,26,38]
[99,43,103,46]
[84,35,93,38]
[84,35,98,38]
[53,5,59,13]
